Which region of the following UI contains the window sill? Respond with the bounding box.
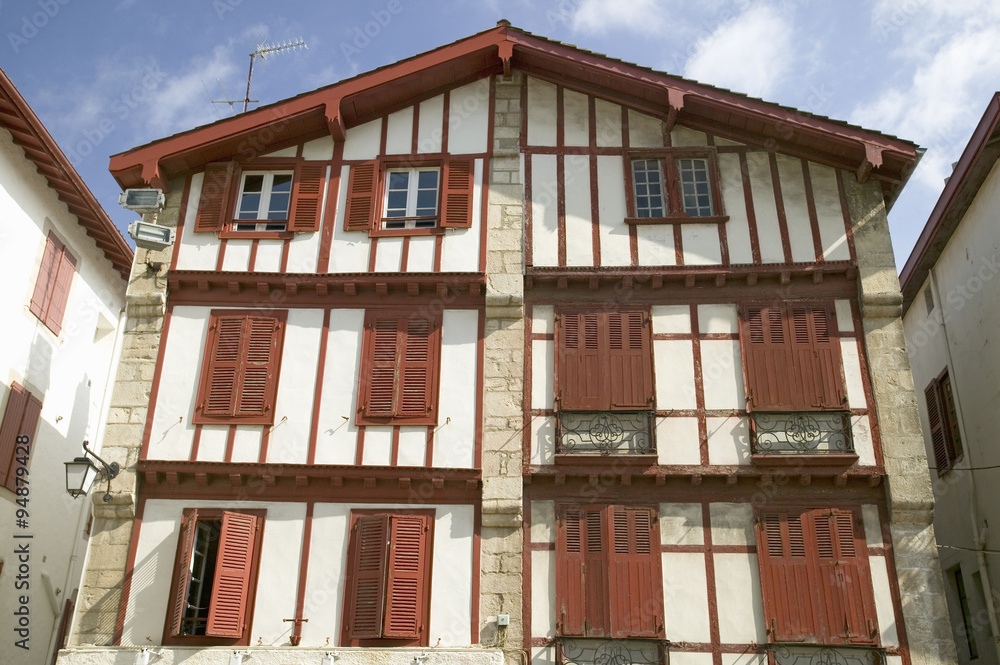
[554,453,658,466]
[368,226,447,238]
[625,215,730,225]
[356,415,438,427]
[750,453,859,468]
[192,413,276,426]
[219,229,295,240]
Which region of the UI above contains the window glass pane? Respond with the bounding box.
[242,174,264,193]
[632,159,665,218]
[182,519,221,635]
[416,189,437,215]
[676,158,713,216]
[384,219,407,229]
[417,170,439,189]
[267,193,290,219]
[238,193,261,219]
[388,172,410,189]
[271,174,292,192]
[385,190,408,217]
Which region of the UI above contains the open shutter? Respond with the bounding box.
[925,381,949,472]
[170,509,200,637]
[813,510,877,644]
[195,162,235,232]
[288,162,326,232]
[398,317,435,418]
[758,512,819,642]
[557,312,605,410]
[43,245,77,336]
[206,511,259,638]
[29,234,60,321]
[383,515,431,638]
[940,375,963,460]
[608,312,654,409]
[344,161,379,231]
[201,316,243,417]
[234,317,281,418]
[789,305,845,409]
[608,506,662,638]
[440,159,474,228]
[347,514,390,639]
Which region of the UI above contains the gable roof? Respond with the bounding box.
[0,69,133,280]
[109,22,920,208]
[900,93,1000,313]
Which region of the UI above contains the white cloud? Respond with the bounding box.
[143,46,240,134]
[682,4,792,99]
[570,0,668,35]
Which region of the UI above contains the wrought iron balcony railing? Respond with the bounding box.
[556,411,655,456]
[750,411,854,456]
[770,645,886,665]
[556,637,669,665]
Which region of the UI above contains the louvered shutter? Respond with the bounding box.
[557,506,602,636]
[170,509,200,637]
[789,305,845,409]
[742,305,793,410]
[364,318,399,418]
[557,313,605,410]
[608,312,654,409]
[383,515,431,638]
[344,161,379,231]
[201,316,243,417]
[206,511,259,638]
[399,317,434,418]
[608,506,662,638]
[758,512,818,642]
[347,515,390,639]
[0,384,29,490]
[195,162,235,232]
[359,314,439,424]
[812,510,877,644]
[235,317,281,418]
[941,375,963,460]
[43,244,77,335]
[440,159,474,228]
[288,162,326,232]
[29,234,60,321]
[925,381,949,472]
[2,392,40,491]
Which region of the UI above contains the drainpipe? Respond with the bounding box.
[929,269,1000,662]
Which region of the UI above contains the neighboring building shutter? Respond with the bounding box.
[206,511,259,638]
[344,161,379,231]
[30,233,77,335]
[0,383,42,491]
[383,515,431,638]
[940,374,963,460]
[608,506,662,637]
[359,313,440,424]
[170,509,200,637]
[195,162,235,232]
[557,312,605,410]
[440,158,474,228]
[288,162,326,232]
[608,312,654,409]
[347,515,390,639]
[925,381,949,471]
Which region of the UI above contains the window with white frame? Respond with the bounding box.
[233,172,293,231]
[382,167,440,230]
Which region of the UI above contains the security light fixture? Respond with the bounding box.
[127,221,174,251]
[65,440,119,502]
[119,188,165,212]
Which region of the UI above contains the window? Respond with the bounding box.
[625,149,726,223]
[343,158,474,234]
[758,508,878,645]
[193,161,326,234]
[193,311,286,425]
[233,171,293,231]
[165,509,264,645]
[30,232,76,335]
[555,310,654,411]
[925,369,963,474]
[356,312,441,426]
[556,504,663,638]
[342,511,433,646]
[0,382,42,493]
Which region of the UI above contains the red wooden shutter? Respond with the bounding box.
[608,312,654,409]
[383,515,431,638]
[195,162,235,232]
[440,158,474,228]
[925,380,949,472]
[940,375,963,460]
[399,317,434,418]
[201,316,243,417]
[206,511,259,637]
[364,317,399,418]
[556,507,589,636]
[347,514,390,639]
[0,383,40,490]
[813,510,877,644]
[742,305,792,410]
[557,312,605,410]
[344,161,378,231]
[789,305,845,409]
[235,317,282,418]
[758,512,818,642]
[359,314,440,424]
[43,245,77,335]
[29,234,60,321]
[288,162,327,232]
[170,509,200,637]
[608,506,662,637]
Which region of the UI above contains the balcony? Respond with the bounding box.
[770,645,886,665]
[556,637,668,665]
[555,411,655,460]
[750,411,857,466]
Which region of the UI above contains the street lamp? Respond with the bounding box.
[65,441,119,502]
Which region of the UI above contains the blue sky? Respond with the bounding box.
[2,0,999,269]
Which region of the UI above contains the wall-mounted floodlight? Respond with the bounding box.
[119,188,165,212]
[128,221,174,251]
[65,440,120,502]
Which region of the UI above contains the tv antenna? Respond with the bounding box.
[206,78,255,117]
[243,38,308,112]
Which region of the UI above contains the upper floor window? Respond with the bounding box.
[233,171,293,232]
[626,149,726,224]
[344,158,474,235]
[30,231,76,335]
[926,369,962,474]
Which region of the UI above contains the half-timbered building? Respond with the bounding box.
[57,22,955,665]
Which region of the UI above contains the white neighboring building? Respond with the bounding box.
[0,68,132,664]
[901,92,1000,665]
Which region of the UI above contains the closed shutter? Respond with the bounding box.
[347,515,390,639]
[789,305,844,409]
[940,375,963,460]
[399,317,433,418]
[758,512,818,642]
[43,245,77,335]
[813,510,877,644]
[925,380,949,472]
[202,316,243,417]
[235,317,281,418]
[557,506,607,636]
[0,383,42,491]
[29,234,60,321]
[557,312,605,410]
[344,161,379,231]
[608,506,661,637]
[608,312,654,409]
[365,318,399,417]
[195,162,235,232]
[359,313,439,424]
[383,515,431,638]
[440,159,474,228]
[170,509,200,637]
[288,162,326,232]
[206,511,259,638]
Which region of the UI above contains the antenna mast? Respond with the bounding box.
[244,38,308,112]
